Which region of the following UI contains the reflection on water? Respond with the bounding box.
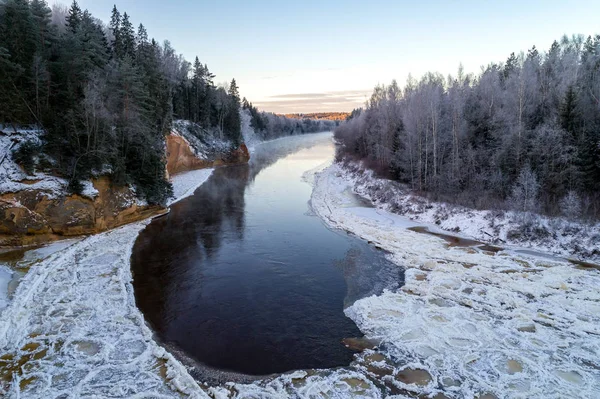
[132,133,401,376]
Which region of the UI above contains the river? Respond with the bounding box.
[131,133,401,378]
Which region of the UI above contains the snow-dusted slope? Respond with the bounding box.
[309,163,600,398]
[0,128,98,200]
[172,120,234,159]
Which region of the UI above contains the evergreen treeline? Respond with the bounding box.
[0,0,242,204]
[336,35,600,220]
[241,98,337,140]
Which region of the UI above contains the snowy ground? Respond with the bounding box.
[168,168,214,206]
[0,156,390,399]
[339,162,600,263]
[0,266,10,311]
[0,128,98,200]
[0,170,220,398]
[309,162,600,398]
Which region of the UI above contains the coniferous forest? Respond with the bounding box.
[0,0,330,205]
[336,36,600,221]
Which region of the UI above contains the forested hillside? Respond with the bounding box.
[336,35,600,220]
[0,1,320,205]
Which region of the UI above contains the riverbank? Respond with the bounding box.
[310,162,600,398]
[0,169,215,398]
[336,161,600,263]
[4,136,597,398]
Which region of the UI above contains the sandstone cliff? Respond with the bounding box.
[0,177,165,247]
[165,133,249,176]
[1,126,250,248]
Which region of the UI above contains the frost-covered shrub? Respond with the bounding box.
[507,215,550,241]
[559,191,582,220]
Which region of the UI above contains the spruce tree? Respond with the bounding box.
[65,0,82,33]
[120,12,136,59]
[225,78,242,145]
[0,0,36,123]
[109,5,122,58]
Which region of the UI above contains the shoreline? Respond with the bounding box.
[3,145,598,398]
[309,161,600,398]
[336,160,600,264]
[0,169,215,398]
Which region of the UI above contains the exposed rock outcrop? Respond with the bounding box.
[165,132,249,176]
[0,177,165,247]
[1,127,250,248]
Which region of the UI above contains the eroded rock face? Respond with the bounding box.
[1,133,250,247]
[165,133,249,176]
[0,177,165,247]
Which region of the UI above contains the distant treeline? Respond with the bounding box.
[280,112,349,121]
[242,99,337,141]
[336,35,600,220]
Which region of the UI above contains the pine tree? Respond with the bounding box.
[228,78,240,100]
[0,0,36,123]
[225,78,242,145]
[560,85,578,140]
[502,52,518,82]
[136,23,148,55]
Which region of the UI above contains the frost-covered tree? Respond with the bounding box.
[560,191,582,220]
[510,165,540,213]
[0,3,258,204]
[335,33,600,220]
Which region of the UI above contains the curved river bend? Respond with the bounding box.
[131,133,400,378]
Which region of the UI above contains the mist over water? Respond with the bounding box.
[132,133,401,376]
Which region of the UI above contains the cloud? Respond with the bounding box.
[255,90,372,113]
[268,93,330,99]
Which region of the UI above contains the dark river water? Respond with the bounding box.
[131,133,401,377]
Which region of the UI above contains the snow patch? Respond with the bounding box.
[0,129,98,200]
[341,162,600,263]
[0,265,11,311]
[168,168,214,206]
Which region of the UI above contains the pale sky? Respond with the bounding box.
[73,0,600,113]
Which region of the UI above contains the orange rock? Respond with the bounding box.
[165,133,249,175]
[0,177,165,247]
[1,134,250,248]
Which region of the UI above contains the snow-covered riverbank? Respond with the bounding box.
[0,162,385,399]
[0,170,217,398]
[310,162,600,398]
[338,162,600,263]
